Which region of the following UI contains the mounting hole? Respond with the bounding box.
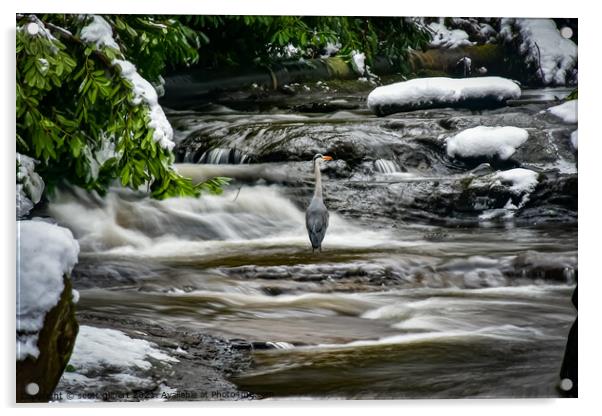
[26,22,40,36]
[560,378,574,391]
[25,382,39,396]
[560,27,573,39]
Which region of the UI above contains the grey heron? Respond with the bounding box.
[306,154,332,252]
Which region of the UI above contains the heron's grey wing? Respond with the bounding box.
[306,207,329,248]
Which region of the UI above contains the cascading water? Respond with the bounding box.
[373,159,400,174]
[52,86,577,400]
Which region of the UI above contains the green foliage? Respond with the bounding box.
[177,16,431,70]
[16,14,224,200]
[566,89,578,100]
[16,14,429,202]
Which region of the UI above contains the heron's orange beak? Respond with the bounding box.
[322,155,333,161]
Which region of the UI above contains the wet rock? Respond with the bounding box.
[17,276,78,403]
[509,251,577,282]
[525,172,577,211]
[293,99,359,113]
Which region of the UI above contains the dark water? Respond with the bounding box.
[50,86,577,399]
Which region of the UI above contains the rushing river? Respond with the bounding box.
[50,84,577,400]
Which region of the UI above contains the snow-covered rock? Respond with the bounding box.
[428,21,474,49]
[446,126,529,160]
[500,18,577,86]
[493,168,539,195]
[472,168,539,220]
[546,100,577,124]
[17,220,80,360]
[16,154,45,219]
[367,77,521,115]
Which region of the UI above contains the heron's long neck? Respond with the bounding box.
[313,160,323,199]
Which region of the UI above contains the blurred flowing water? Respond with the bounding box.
[48,86,577,399]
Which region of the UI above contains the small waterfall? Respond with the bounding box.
[45,186,396,256]
[198,148,249,164]
[374,159,400,174]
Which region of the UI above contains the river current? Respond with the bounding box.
[50,85,577,399]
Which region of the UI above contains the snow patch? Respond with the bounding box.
[351,51,366,76]
[368,77,521,114]
[17,153,45,219]
[321,42,341,58]
[17,221,80,360]
[56,325,179,400]
[80,17,174,150]
[501,18,577,86]
[546,100,577,124]
[112,59,175,150]
[67,326,178,372]
[571,130,578,150]
[80,15,120,50]
[493,168,539,195]
[476,168,539,220]
[446,126,529,160]
[429,21,474,49]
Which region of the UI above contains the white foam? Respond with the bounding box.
[47,186,409,257]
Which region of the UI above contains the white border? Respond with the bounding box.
[3,1,599,415]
